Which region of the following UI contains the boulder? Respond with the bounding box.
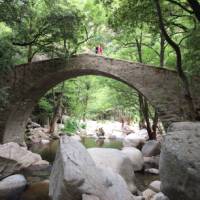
[20,180,50,200]
[144,156,160,169]
[41,139,50,144]
[152,192,169,200]
[27,121,41,129]
[141,140,161,157]
[121,147,144,171]
[0,142,49,179]
[28,128,50,143]
[123,134,146,149]
[108,130,125,139]
[70,134,81,142]
[149,180,161,193]
[49,136,138,200]
[82,194,100,200]
[142,189,156,200]
[145,168,159,175]
[0,174,27,199]
[23,159,50,175]
[160,122,200,200]
[137,129,149,140]
[88,148,137,193]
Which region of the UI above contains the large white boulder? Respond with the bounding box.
[0,174,27,199]
[121,147,144,171]
[49,136,138,200]
[160,122,200,200]
[88,148,137,193]
[0,142,49,179]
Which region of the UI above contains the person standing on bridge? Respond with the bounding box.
[95,46,99,54]
[98,44,103,55]
[95,45,103,55]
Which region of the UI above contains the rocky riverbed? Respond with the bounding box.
[1,122,199,200]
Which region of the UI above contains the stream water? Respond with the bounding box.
[22,137,158,199]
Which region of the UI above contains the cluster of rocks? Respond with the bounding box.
[26,120,60,144]
[87,140,163,199]
[49,136,168,200]
[0,142,49,199]
[1,121,199,200]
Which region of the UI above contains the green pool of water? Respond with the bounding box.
[30,137,123,163]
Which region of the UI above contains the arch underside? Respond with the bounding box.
[0,54,199,144]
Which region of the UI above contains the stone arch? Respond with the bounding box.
[0,54,199,144]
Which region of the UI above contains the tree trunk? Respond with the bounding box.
[138,94,145,128]
[152,111,158,139]
[154,0,196,120]
[82,81,90,122]
[27,44,32,63]
[135,36,155,138]
[160,32,165,67]
[49,82,65,134]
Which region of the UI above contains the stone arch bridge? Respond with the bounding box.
[0,54,200,144]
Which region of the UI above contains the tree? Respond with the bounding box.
[154,0,196,120]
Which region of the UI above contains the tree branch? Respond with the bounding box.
[166,0,194,14]
[187,0,200,22]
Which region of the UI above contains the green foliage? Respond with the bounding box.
[62,75,140,121]
[183,25,200,75]
[0,23,15,73]
[38,97,53,115]
[62,118,86,136]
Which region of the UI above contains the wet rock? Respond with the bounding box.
[27,128,50,143]
[0,142,49,179]
[27,120,41,129]
[123,133,146,149]
[121,147,144,171]
[149,180,161,193]
[142,188,156,200]
[41,139,50,144]
[88,147,137,193]
[145,168,159,175]
[152,192,169,200]
[49,136,137,200]
[0,174,27,200]
[20,180,50,200]
[144,156,160,169]
[82,194,100,200]
[142,140,161,157]
[70,134,81,141]
[160,122,200,200]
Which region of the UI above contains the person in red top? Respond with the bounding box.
[95,45,103,55]
[98,45,103,55]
